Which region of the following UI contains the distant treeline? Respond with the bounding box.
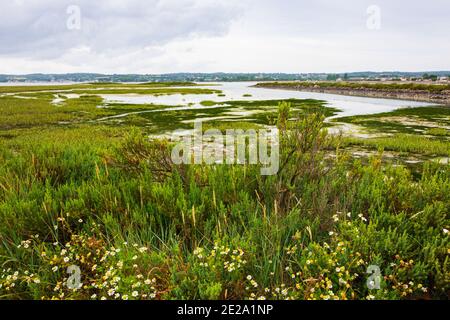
[1,71,450,83]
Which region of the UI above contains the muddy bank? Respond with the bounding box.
[255,83,450,105]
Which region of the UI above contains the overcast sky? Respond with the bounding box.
[1,0,449,74]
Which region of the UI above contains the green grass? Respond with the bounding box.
[337,106,450,126]
[0,87,448,301]
[335,106,450,148]
[256,81,450,93]
[427,128,450,136]
[68,88,220,95]
[200,100,218,107]
[0,81,202,94]
[344,134,450,156]
[0,95,112,130]
[202,121,262,133]
[334,106,450,159]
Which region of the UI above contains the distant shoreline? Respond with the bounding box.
[254,82,450,105]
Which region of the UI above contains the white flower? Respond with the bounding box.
[443,228,449,234]
[52,266,59,272]
[63,257,70,263]
[139,247,148,253]
[246,275,252,281]
[91,294,97,299]
[122,295,129,300]
[132,291,139,297]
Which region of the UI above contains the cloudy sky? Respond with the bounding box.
[1,0,449,74]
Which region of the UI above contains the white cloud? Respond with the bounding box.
[0,0,449,73]
[0,0,241,58]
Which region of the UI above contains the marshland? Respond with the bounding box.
[0,81,448,300]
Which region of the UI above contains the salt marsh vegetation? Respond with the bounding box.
[0,82,448,300]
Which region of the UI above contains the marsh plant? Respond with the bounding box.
[0,100,448,300]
